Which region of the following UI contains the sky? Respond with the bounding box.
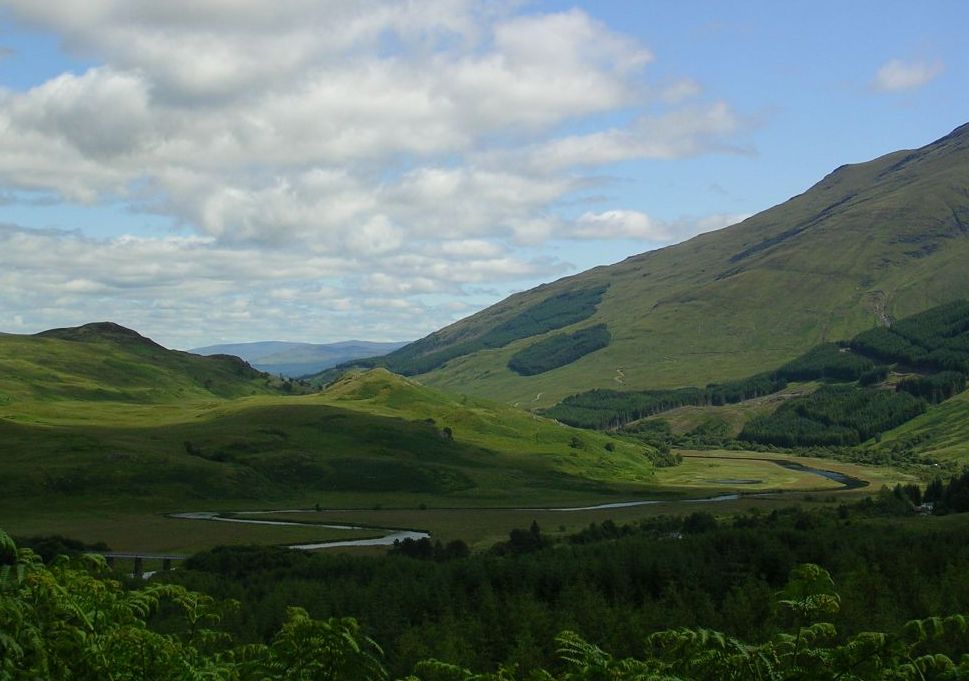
[0,1,965,349]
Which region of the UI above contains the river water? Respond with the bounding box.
[172,459,865,550]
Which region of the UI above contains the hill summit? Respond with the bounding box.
[1,322,283,404]
[37,321,166,349]
[340,122,969,406]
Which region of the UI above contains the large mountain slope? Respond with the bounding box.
[358,123,969,406]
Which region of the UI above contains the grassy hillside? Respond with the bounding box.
[344,122,969,406]
[0,322,282,407]
[3,324,893,521]
[877,390,969,462]
[0,359,662,517]
[0,325,914,552]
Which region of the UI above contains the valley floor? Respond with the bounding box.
[2,448,913,554]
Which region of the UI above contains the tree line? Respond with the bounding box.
[739,384,927,447]
[850,299,969,372]
[545,300,969,435]
[8,486,969,679]
[546,372,787,429]
[134,488,969,676]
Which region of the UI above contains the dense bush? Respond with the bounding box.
[620,419,673,451]
[925,468,969,514]
[546,373,787,429]
[547,387,702,429]
[776,342,874,381]
[896,370,967,403]
[643,448,683,467]
[858,364,890,386]
[507,324,611,376]
[851,300,969,373]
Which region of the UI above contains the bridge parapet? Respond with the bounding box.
[101,552,189,576]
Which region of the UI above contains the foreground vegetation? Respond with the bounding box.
[6,486,969,679]
[151,495,969,676]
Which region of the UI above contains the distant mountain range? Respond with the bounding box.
[191,339,409,378]
[333,122,969,407]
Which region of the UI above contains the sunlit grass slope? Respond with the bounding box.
[353,123,969,406]
[0,363,658,516]
[0,322,280,407]
[877,389,969,462]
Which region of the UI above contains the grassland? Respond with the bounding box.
[0,371,660,511]
[8,510,384,554]
[878,389,969,461]
[3,439,912,555]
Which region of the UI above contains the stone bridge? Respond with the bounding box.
[102,551,189,576]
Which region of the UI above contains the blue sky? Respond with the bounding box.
[0,0,965,348]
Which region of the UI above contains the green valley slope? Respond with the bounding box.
[0,324,911,553]
[342,122,969,406]
[0,324,659,512]
[0,322,283,410]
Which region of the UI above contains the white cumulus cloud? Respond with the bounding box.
[873,58,944,92]
[0,1,752,344]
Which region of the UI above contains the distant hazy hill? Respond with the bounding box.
[192,340,408,377]
[0,321,283,404]
[344,122,969,407]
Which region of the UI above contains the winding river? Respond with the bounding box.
[171,458,866,550]
[169,511,429,549]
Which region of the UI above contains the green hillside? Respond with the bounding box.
[878,390,969,462]
[0,322,282,408]
[0,326,660,514]
[542,301,968,459]
[0,388,648,511]
[338,122,969,407]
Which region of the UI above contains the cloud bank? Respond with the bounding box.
[1,1,746,346]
